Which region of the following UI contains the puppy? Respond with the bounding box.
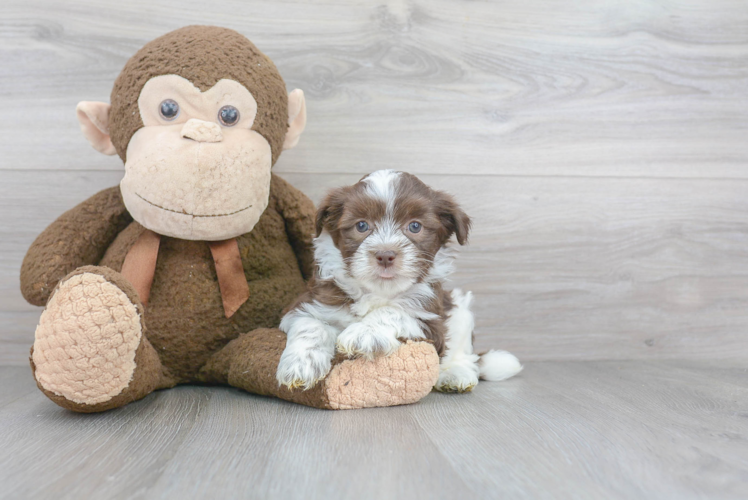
[276,170,522,392]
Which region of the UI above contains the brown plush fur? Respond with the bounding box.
[198,328,335,408]
[20,187,133,307]
[23,175,314,384]
[109,26,288,165]
[102,175,312,382]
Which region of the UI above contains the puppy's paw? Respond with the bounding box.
[276,346,332,390]
[434,362,480,393]
[336,322,401,360]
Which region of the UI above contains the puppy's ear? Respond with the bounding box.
[437,192,472,245]
[315,188,347,237]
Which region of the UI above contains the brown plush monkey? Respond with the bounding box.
[20,26,439,412]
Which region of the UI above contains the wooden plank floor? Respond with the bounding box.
[2,0,748,363]
[0,361,746,500]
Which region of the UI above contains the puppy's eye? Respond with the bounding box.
[356,221,369,233]
[159,99,179,120]
[408,221,422,233]
[218,105,240,126]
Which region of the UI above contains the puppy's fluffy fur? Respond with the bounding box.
[277,170,522,392]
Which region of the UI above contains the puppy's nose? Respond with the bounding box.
[181,119,223,143]
[375,250,397,267]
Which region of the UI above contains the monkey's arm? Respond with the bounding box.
[270,174,316,281]
[20,186,133,306]
[270,174,314,280]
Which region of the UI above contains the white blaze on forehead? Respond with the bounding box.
[362,170,401,208]
[360,171,409,257]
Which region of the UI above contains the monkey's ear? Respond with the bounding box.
[283,89,307,151]
[76,101,117,156]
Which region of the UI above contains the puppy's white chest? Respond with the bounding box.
[349,295,398,319]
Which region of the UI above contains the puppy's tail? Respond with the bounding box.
[447,288,523,382]
[478,350,523,381]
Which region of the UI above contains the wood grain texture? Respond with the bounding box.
[1,0,748,364]
[1,0,747,178]
[3,170,748,364]
[0,361,746,499]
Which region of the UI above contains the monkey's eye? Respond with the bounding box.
[356,221,369,233]
[159,99,179,120]
[408,221,422,233]
[218,105,240,126]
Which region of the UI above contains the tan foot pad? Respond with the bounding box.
[324,341,440,410]
[32,271,143,405]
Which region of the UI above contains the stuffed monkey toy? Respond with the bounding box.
[20,26,439,412]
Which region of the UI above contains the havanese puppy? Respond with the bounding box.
[277,170,522,392]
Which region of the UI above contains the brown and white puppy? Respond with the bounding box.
[277,170,522,392]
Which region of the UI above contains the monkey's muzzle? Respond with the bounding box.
[181,119,223,143]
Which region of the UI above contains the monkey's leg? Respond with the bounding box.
[30,266,169,413]
[198,329,440,410]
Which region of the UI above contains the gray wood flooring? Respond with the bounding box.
[1,361,746,500]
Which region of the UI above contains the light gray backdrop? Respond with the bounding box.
[2,0,747,364]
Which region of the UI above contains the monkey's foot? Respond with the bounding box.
[322,340,440,409]
[31,266,162,412]
[202,332,440,410]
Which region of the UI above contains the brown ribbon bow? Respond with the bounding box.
[120,229,250,318]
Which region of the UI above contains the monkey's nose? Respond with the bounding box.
[181,119,223,143]
[375,250,397,267]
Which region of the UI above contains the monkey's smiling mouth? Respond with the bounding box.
[136,193,251,218]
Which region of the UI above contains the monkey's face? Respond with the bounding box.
[118,75,271,240]
[76,27,306,241]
